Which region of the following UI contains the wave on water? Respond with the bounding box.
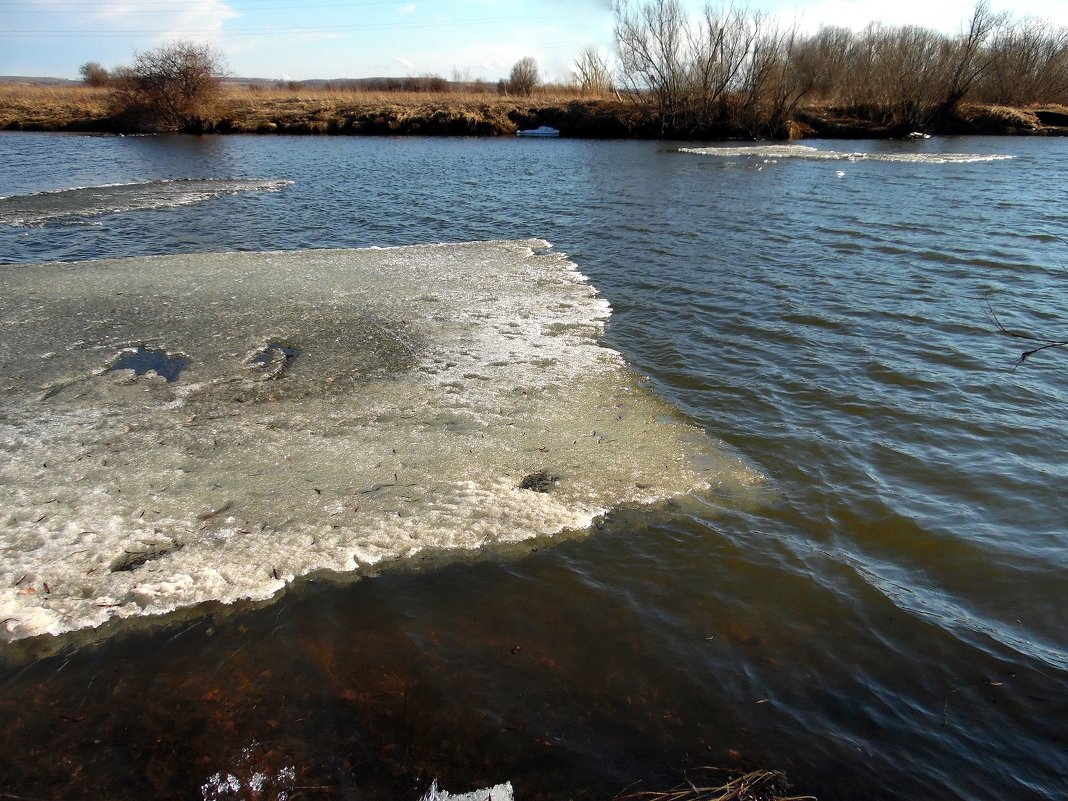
[0,178,292,226]
[0,240,762,642]
[679,143,1014,164]
[842,552,1068,672]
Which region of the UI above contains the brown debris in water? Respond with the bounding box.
[109,541,183,573]
[518,470,557,493]
[615,769,815,801]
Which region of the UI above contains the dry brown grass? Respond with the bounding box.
[210,84,628,135]
[0,82,619,134]
[0,84,109,129]
[955,102,1043,132]
[4,81,1058,138]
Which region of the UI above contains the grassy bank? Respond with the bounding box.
[0,84,650,137]
[3,83,1068,139]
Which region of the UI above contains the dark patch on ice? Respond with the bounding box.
[246,340,301,379]
[519,470,558,492]
[108,346,188,382]
[109,541,183,573]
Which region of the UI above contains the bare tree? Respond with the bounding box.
[883,25,956,129]
[791,26,854,103]
[822,22,959,130]
[986,238,1068,368]
[573,48,614,94]
[981,18,1068,104]
[943,1,1005,109]
[736,19,810,137]
[688,5,759,124]
[988,307,1068,368]
[79,61,110,87]
[613,1,1068,139]
[614,0,689,133]
[108,41,227,132]
[509,57,540,96]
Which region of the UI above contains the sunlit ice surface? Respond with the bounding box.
[0,240,762,642]
[0,178,292,227]
[679,143,1014,163]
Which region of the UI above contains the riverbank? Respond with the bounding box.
[3,83,1068,139]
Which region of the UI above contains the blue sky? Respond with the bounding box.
[3,1,1068,82]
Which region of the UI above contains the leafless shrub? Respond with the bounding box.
[736,20,810,137]
[877,24,957,129]
[979,18,1068,104]
[79,62,110,88]
[784,3,1002,130]
[574,47,614,94]
[509,57,540,96]
[688,5,760,127]
[108,41,226,132]
[613,1,805,136]
[944,2,1006,107]
[790,26,853,103]
[614,0,690,132]
[404,74,450,93]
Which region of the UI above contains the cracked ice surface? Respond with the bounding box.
[0,240,761,642]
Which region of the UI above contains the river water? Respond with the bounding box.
[0,132,1065,801]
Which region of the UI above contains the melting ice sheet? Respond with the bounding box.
[679,143,1013,164]
[0,240,761,642]
[0,178,291,226]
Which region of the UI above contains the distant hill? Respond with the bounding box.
[228,76,485,93]
[2,75,487,92]
[0,76,79,86]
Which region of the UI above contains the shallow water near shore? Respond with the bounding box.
[1,132,1066,800]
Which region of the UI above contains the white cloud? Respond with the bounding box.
[395,56,415,71]
[399,3,417,14]
[93,0,240,43]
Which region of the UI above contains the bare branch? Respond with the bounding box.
[986,303,1068,369]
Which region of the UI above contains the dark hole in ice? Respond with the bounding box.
[108,346,188,383]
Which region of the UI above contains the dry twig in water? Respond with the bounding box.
[615,769,815,801]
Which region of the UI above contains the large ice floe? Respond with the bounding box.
[679,143,1013,164]
[0,240,761,642]
[0,178,291,226]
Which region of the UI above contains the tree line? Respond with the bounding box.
[79,2,1067,136]
[611,0,1068,137]
[79,44,550,132]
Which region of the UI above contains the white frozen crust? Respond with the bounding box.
[421,779,514,801]
[0,178,292,226]
[0,240,762,641]
[679,144,1013,163]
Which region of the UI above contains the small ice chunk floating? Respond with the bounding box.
[516,125,560,138]
[678,143,1012,163]
[0,240,761,642]
[421,779,514,801]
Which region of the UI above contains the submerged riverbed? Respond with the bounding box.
[0,132,1066,801]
